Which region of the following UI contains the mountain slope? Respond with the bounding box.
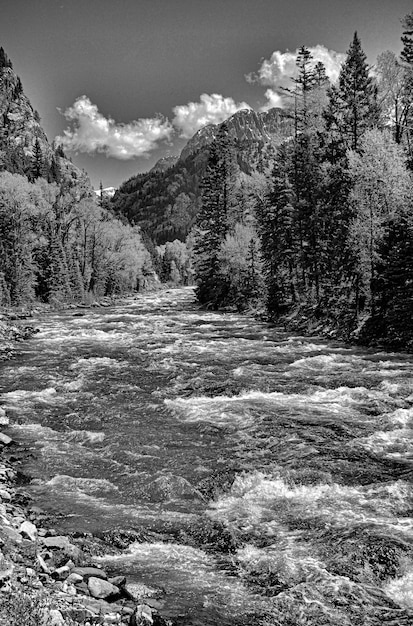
[111,107,293,244]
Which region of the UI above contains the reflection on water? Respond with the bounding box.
[1,287,413,624]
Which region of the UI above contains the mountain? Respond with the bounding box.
[0,46,90,190]
[111,107,293,244]
[150,155,179,173]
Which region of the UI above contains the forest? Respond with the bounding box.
[0,48,155,308]
[190,17,413,350]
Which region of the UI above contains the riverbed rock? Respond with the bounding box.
[88,576,120,600]
[36,552,51,573]
[109,574,126,587]
[0,408,9,426]
[66,571,83,584]
[51,564,71,580]
[20,519,38,541]
[123,582,161,602]
[72,565,108,580]
[40,535,83,564]
[139,474,202,502]
[0,432,12,446]
[47,609,65,626]
[0,488,12,502]
[0,525,23,544]
[75,581,90,596]
[129,604,154,625]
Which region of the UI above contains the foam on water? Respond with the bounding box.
[42,474,118,495]
[209,471,413,536]
[97,541,264,616]
[166,385,396,428]
[289,354,366,370]
[69,356,126,370]
[384,568,413,609]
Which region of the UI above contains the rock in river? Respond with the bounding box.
[88,576,120,600]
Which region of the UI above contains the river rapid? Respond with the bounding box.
[1,287,413,625]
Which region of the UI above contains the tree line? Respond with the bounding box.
[0,47,154,307]
[192,18,413,349]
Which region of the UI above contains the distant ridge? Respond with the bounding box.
[111,107,293,244]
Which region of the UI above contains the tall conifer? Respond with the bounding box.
[193,123,235,306]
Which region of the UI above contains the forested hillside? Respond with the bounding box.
[190,25,413,349]
[111,108,293,244]
[0,48,154,306]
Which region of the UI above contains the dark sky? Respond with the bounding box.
[1,0,411,188]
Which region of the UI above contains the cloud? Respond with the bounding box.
[172,93,251,138]
[247,45,346,110]
[56,96,174,160]
[260,88,285,111]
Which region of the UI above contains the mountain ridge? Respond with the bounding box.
[111,107,293,244]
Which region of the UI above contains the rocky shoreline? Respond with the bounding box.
[0,311,175,626]
[0,415,175,626]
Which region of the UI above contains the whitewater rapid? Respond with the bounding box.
[1,287,413,625]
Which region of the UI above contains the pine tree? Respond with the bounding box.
[256,146,297,313]
[401,12,413,65]
[31,138,46,180]
[324,33,379,155]
[193,123,235,306]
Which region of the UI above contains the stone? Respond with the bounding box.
[51,565,70,580]
[20,520,38,541]
[62,581,77,595]
[74,580,90,596]
[0,489,11,502]
[129,604,153,626]
[48,609,65,626]
[72,566,108,580]
[103,614,121,624]
[0,526,22,544]
[41,535,83,563]
[25,567,36,577]
[66,572,83,584]
[123,582,160,602]
[0,432,12,446]
[0,408,9,426]
[0,562,14,585]
[88,576,120,600]
[83,598,115,615]
[108,575,126,587]
[36,553,51,574]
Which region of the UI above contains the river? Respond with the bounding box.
[1,287,413,625]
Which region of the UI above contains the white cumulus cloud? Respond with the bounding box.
[56,96,174,160]
[260,88,285,111]
[247,45,346,110]
[172,93,251,138]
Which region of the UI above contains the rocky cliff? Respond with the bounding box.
[0,46,92,191]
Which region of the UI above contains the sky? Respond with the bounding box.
[1,0,412,189]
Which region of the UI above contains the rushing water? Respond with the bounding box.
[1,287,413,625]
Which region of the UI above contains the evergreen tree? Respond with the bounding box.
[193,123,235,306]
[256,146,297,313]
[31,138,46,180]
[0,47,12,70]
[401,12,413,65]
[324,33,379,155]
